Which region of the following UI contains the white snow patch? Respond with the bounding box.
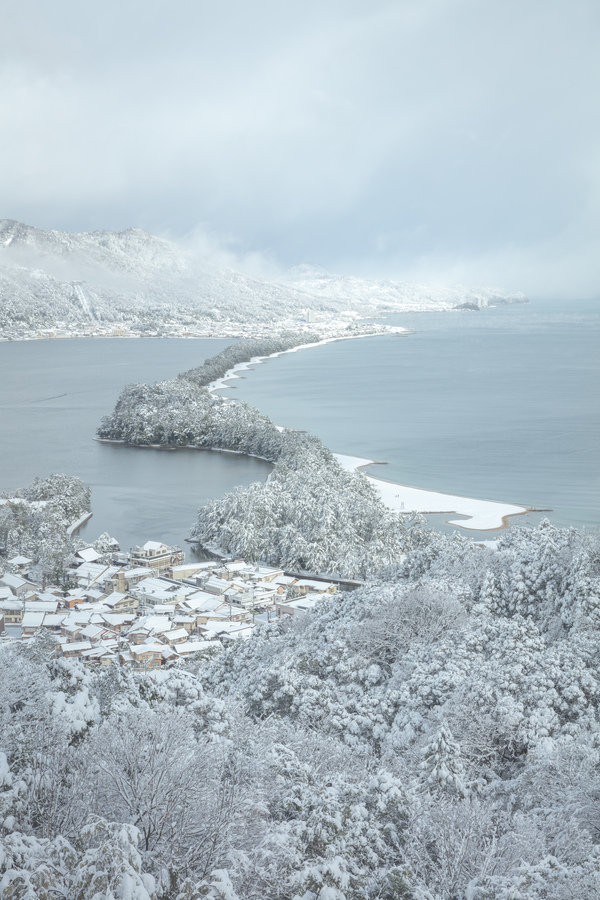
[334,453,529,532]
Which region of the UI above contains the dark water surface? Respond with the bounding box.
[1,300,598,551]
[222,299,600,535]
[0,338,271,552]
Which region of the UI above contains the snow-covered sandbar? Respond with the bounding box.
[335,454,530,531]
[207,328,408,393]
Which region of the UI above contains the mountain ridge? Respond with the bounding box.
[0,219,528,332]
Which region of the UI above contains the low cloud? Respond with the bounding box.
[1,0,599,298]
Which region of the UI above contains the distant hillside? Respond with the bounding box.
[0,219,527,331]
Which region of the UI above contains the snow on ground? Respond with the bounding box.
[334,453,529,531]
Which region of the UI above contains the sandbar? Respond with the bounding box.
[335,453,530,532]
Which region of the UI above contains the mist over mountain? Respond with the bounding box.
[0,219,527,332]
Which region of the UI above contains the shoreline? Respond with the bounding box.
[94,437,273,466]
[95,328,536,535]
[205,337,534,533]
[205,328,408,393]
[335,454,533,531]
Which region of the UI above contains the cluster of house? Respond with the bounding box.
[0,540,338,669]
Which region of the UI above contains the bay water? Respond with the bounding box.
[222,299,599,537]
[0,338,271,553]
[1,299,597,554]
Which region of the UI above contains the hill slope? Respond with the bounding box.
[0,219,527,332]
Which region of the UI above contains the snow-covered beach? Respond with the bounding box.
[335,454,530,531]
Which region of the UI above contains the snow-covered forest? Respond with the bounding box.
[179,332,321,387]
[0,474,90,582]
[98,341,429,577]
[2,521,600,898]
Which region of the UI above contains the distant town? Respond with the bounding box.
[0,310,405,344]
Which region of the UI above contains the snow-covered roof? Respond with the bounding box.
[122,566,154,579]
[253,566,284,579]
[175,640,215,655]
[0,573,27,591]
[223,561,249,573]
[41,614,67,627]
[62,641,93,653]
[282,597,320,611]
[200,621,255,639]
[25,600,58,613]
[183,592,223,612]
[152,604,178,615]
[134,577,176,594]
[131,642,164,654]
[170,563,209,578]
[75,562,117,585]
[0,598,23,611]
[101,613,136,626]
[296,579,335,591]
[75,547,101,563]
[80,624,104,639]
[165,628,188,642]
[102,592,133,609]
[204,576,231,593]
[141,541,169,552]
[22,612,45,628]
[8,555,32,566]
[133,615,172,634]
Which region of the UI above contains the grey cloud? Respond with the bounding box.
[1,0,598,298]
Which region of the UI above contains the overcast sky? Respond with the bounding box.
[1,0,598,297]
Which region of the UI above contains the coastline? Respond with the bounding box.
[95,327,535,534]
[205,335,533,533]
[205,327,408,393]
[335,454,531,531]
[94,437,273,466]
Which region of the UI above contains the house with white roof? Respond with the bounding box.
[130,541,184,573]
[21,611,45,637]
[75,546,101,564]
[100,591,138,614]
[8,555,33,572]
[0,598,24,625]
[0,573,29,597]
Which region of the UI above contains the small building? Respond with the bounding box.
[110,567,154,594]
[0,599,24,625]
[21,612,44,640]
[75,547,101,564]
[62,641,93,659]
[160,627,189,646]
[101,592,138,615]
[129,643,165,669]
[8,555,33,573]
[0,573,30,597]
[130,541,184,573]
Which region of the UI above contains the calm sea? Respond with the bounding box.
[0,338,271,553]
[222,299,600,537]
[1,300,597,551]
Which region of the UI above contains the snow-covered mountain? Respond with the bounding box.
[0,219,527,331]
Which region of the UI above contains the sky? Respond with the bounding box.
[1,0,599,298]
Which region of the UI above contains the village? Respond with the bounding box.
[0,539,340,668]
